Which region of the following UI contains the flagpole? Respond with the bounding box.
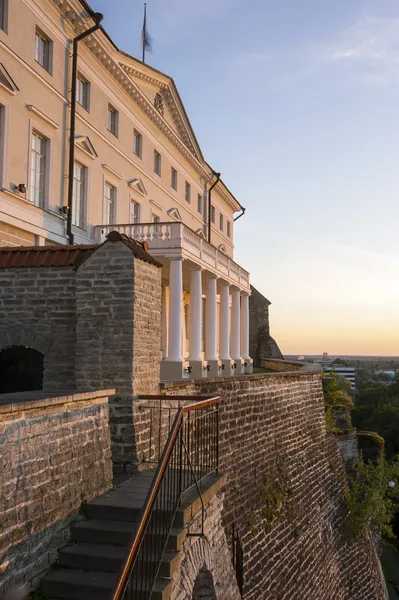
[142,3,147,63]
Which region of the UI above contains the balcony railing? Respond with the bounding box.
[94,221,250,291]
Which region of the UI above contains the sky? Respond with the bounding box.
[88,0,399,356]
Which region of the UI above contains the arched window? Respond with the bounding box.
[192,568,217,600]
[0,346,43,393]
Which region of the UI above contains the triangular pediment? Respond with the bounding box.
[118,55,203,161]
[196,228,206,239]
[75,135,98,159]
[128,178,147,196]
[167,207,182,221]
[218,244,227,254]
[0,63,19,94]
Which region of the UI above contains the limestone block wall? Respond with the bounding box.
[160,372,385,600]
[0,266,77,389]
[0,390,113,595]
[248,286,283,364]
[170,487,241,600]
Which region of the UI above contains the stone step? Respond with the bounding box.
[71,519,186,551]
[58,542,180,578]
[42,568,172,600]
[82,498,143,522]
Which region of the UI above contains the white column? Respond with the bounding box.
[219,282,230,360]
[240,294,250,359]
[188,269,202,361]
[205,276,218,361]
[161,284,169,359]
[231,289,241,360]
[167,258,183,361]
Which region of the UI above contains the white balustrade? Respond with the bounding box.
[94,221,250,291]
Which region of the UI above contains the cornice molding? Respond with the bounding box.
[102,164,122,179]
[26,105,59,129]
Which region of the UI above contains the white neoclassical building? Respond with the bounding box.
[0,0,253,380]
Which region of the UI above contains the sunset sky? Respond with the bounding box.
[91,0,399,356]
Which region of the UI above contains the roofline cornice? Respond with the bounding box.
[52,0,242,213]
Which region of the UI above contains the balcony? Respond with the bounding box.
[94,222,250,292]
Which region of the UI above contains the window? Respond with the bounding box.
[185,181,191,203]
[219,213,224,231]
[35,28,52,73]
[133,130,142,158]
[197,194,202,214]
[0,0,8,32]
[30,131,47,207]
[227,221,231,237]
[77,74,90,111]
[171,167,177,190]
[107,104,118,136]
[72,162,86,228]
[211,205,215,224]
[104,182,116,225]
[152,213,160,223]
[130,199,140,224]
[154,150,161,176]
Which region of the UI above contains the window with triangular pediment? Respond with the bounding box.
[127,178,147,196]
[196,228,206,239]
[167,207,182,221]
[0,63,18,94]
[75,136,98,159]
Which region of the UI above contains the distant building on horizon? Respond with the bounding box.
[320,352,356,391]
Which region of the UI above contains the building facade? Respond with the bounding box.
[0,0,253,380]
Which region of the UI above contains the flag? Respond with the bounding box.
[141,3,152,62]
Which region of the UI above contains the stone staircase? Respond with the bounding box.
[40,470,225,600]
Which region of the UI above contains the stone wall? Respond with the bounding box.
[160,371,385,600]
[170,486,241,600]
[0,266,77,390]
[0,390,113,595]
[248,286,283,365]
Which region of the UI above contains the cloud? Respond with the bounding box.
[234,12,399,87]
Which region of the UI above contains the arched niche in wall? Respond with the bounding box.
[0,345,44,393]
[191,568,217,600]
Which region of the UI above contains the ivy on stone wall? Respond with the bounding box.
[344,455,399,538]
[322,372,354,433]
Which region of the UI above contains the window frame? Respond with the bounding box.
[154,150,161,176]
[107,104,119,137]
[104,181,116,225]
[133,129,143,159]
[0,0,8,33]
[211,205,215,224]
[76,73,90,112]
[227,220,231,238]
[72,161,86,229]
[185,181,191,203]
[34,27,52,74]
[171,167,177,191]
[219,213,224,231]
[197,193,202,214]
[130,198,140,224]
[30,130,47,208]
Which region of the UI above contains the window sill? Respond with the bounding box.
[107,129,118,138]
[34,59,52,76]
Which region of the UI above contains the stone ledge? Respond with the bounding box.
[0,388,116,414]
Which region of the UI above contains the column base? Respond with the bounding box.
[160,360,187,382]
[219,359,235,377]
[243,358,253,374]
[206,359,221,378]
[232,359,245,376]
[188,360,208,380]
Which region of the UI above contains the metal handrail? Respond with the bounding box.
[111,394,221,600]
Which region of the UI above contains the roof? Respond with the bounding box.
[76,0,245,215]
[0,243,97,268]
[0,231,162,269]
